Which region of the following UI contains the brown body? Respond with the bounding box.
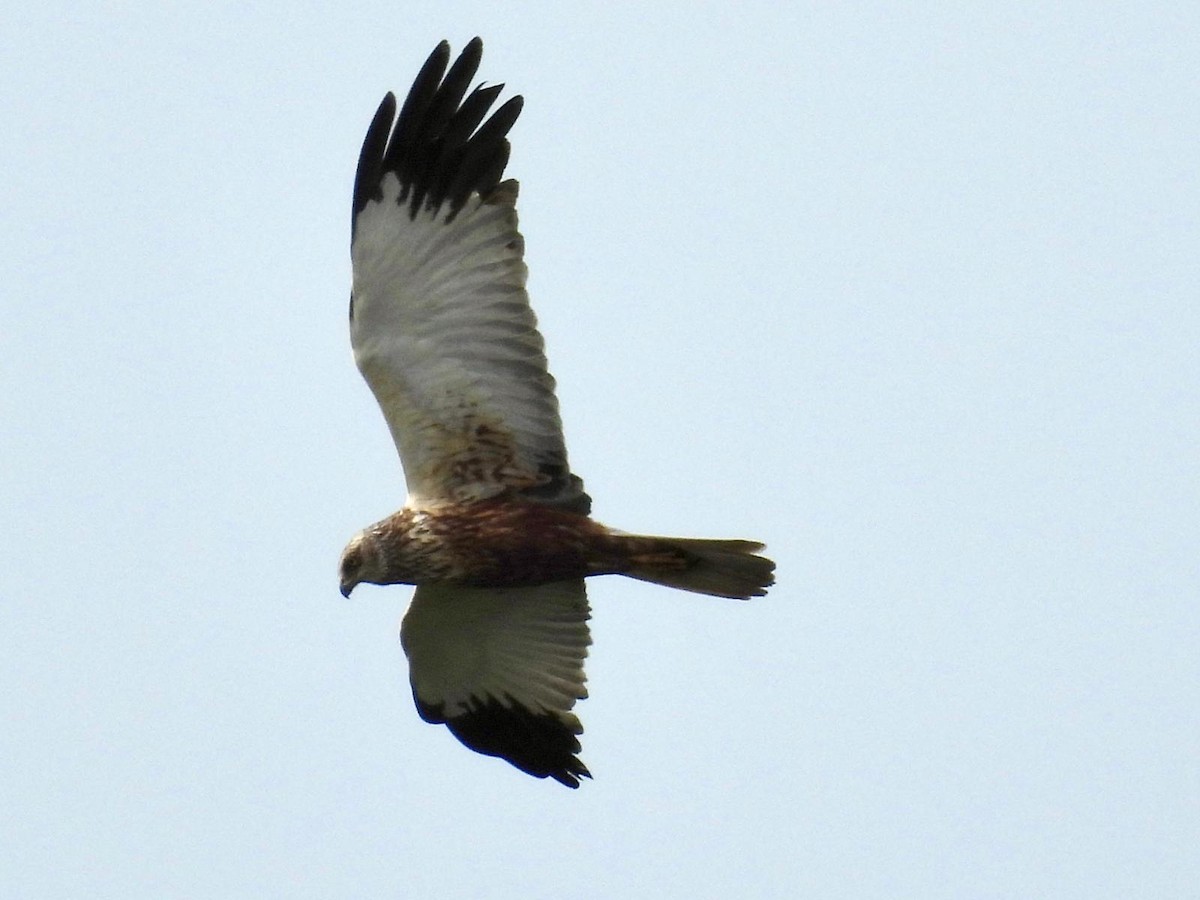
[371,501,692,586]
[340,499,774,600]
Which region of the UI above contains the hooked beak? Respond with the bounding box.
[340,580,355,599]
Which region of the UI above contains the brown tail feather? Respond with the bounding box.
[624,537,776,600]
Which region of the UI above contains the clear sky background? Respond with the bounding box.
[2,2,1197,897]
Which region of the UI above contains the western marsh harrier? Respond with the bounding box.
[340,38,775,788]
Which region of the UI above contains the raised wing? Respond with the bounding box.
[351,38,589,514]
[400,579,592,788]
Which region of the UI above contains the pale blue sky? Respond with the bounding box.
[2,2,1198,897]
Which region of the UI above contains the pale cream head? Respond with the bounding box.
[338,530,386,597]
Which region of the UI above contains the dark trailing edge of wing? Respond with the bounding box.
[415,694,592,789]
[352,37,523,240]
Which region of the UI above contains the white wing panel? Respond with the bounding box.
[351,174,581,509]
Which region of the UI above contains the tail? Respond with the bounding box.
[624,536,776,600]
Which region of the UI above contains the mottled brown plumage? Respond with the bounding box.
[341,38,775,788]
[340,499,774,596]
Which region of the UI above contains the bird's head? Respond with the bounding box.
[338,530,386,597]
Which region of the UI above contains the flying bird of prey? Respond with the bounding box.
[341,38,775,788]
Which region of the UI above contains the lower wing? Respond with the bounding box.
[400,579,592,787]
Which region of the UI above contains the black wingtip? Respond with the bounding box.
[417,695,591,789]
[352,38,524,236]
[351,92,398,236]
